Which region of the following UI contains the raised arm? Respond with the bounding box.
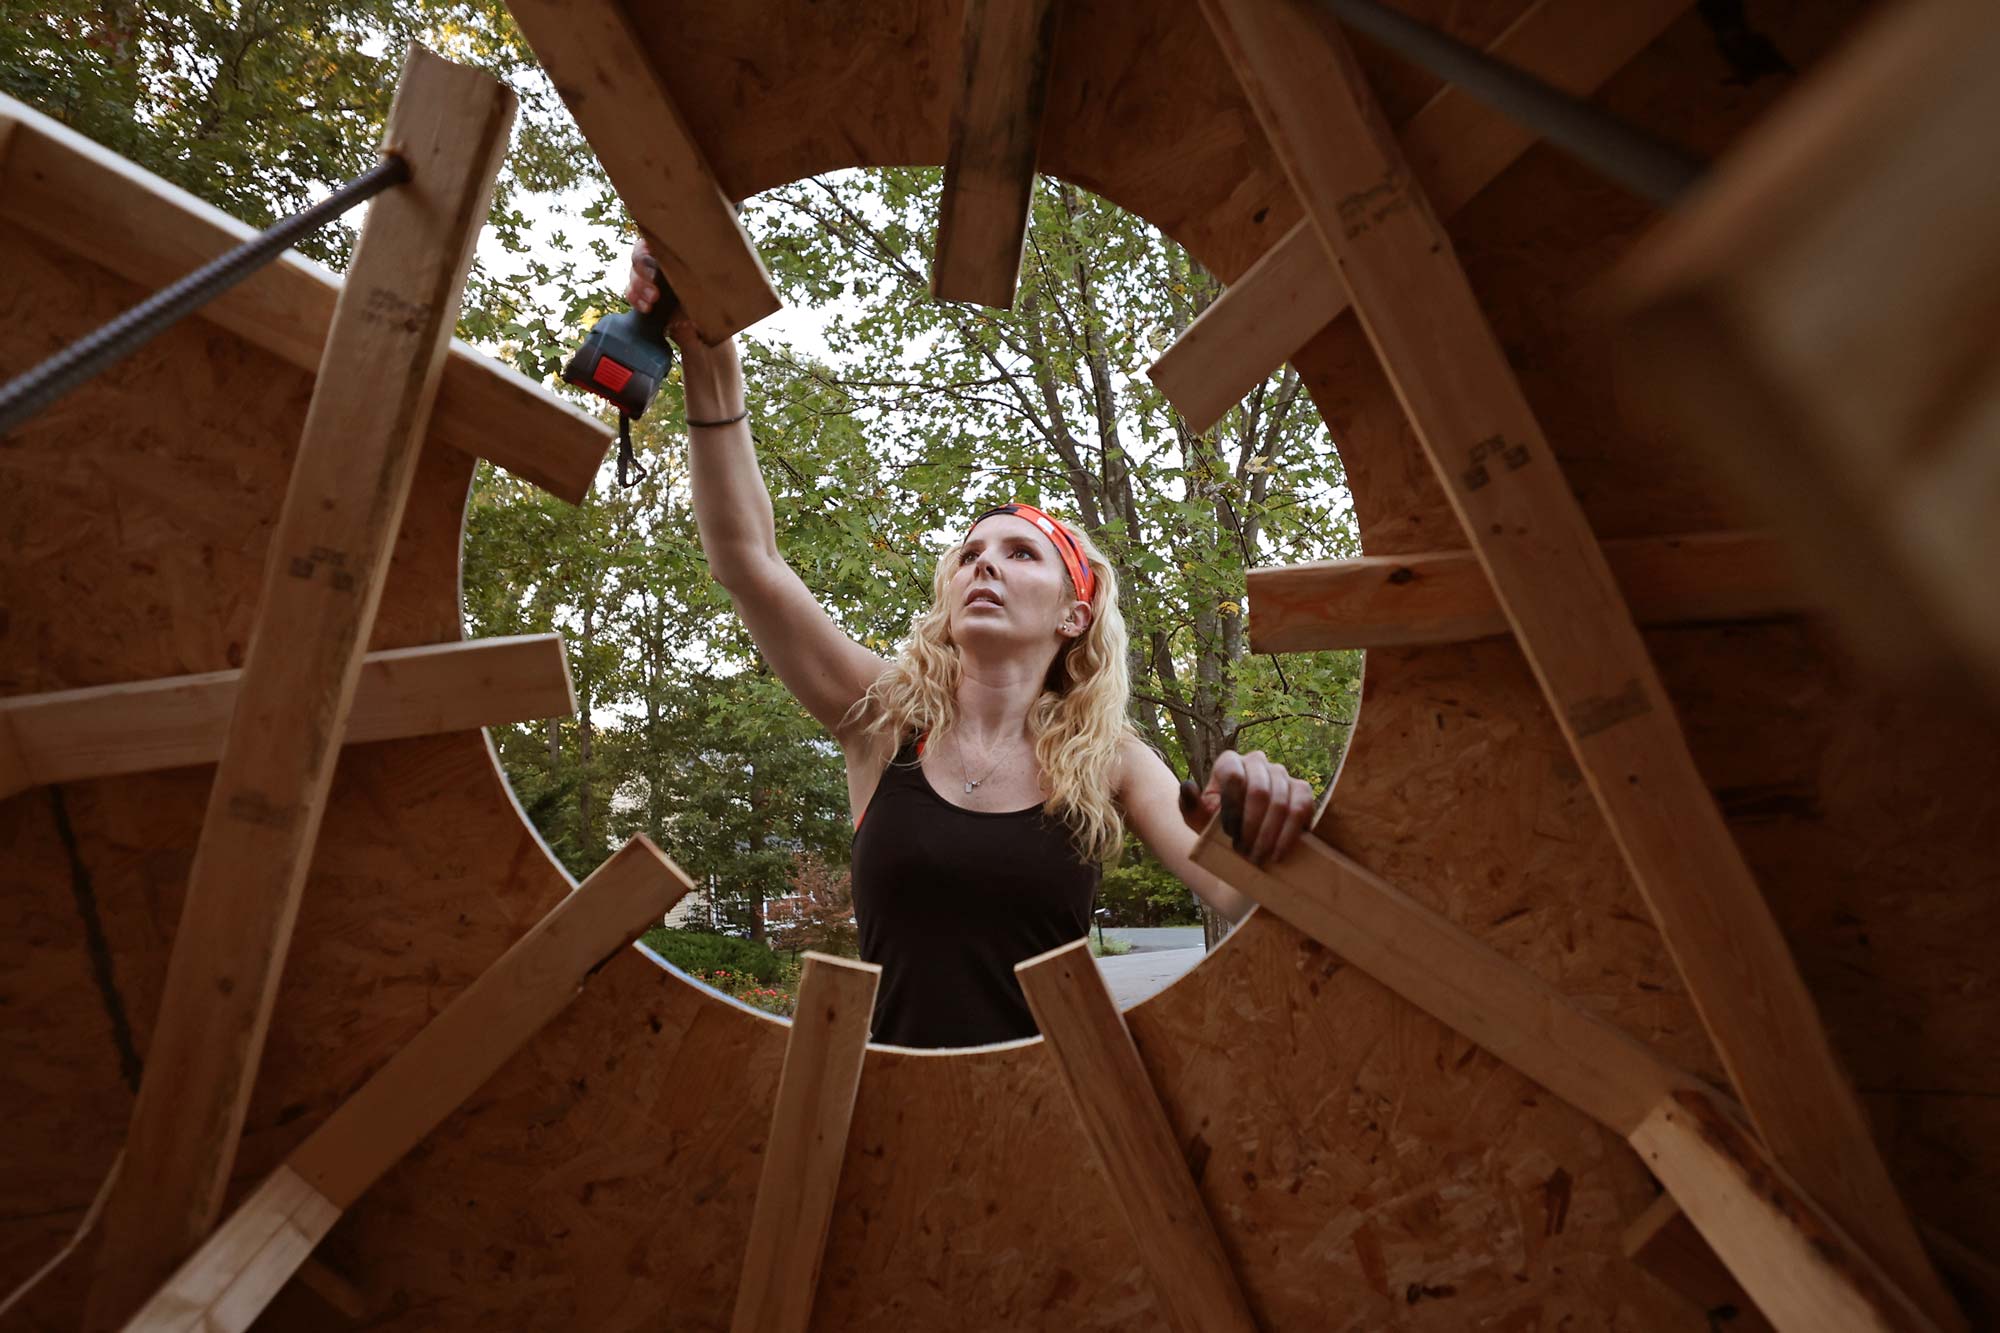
[631,241,888,737]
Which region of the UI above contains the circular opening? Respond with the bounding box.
[465,168,1362,1045]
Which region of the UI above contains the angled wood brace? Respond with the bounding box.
[0,635,575,801]
[1193,830,1942,1333]
[504,0,782,341]
[1148,0,1697,434]
[119,837,692,1333]
[1247,530,1806,654]
[931,0,1064,308]
[730,953,881,1333]
[1017,940,1259,1333]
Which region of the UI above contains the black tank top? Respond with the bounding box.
[851,737,1100,1048]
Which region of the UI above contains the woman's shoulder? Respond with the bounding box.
[841,723,924,772]
[1112,729,1164,795]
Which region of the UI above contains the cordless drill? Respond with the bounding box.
[562,271,677,486]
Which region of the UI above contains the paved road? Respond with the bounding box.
[1101,925,1203,953]
[1096,947,1206,1009]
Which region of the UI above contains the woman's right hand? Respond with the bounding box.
[626,236,665,314]
[628,238,744,419]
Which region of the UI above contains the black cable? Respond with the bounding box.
[0,152,411,440]
[1314,0,1707,206]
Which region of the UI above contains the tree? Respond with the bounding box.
[768,852,858,959]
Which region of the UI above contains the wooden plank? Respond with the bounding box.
[730,952,881,1333]
[1630,1089,1941,1333]
[1015,939,1258,1333]
[123,836,690,1332]
[1623,1193,1775,1333]
[0,96,608,505]
[1150,0,1694,433]
[1193,832,1945,1330]
[81,46,518,1332]
[1189,828,1693,1137]
[1619,0,2000,711]
[1195,4,1963,1325]
[930,0,1061,307]
[0,635,575,800]
[1631,1201,2000,1333]
[504,0,781,340]
[120,1167,341,1333]
[1249,529,1805,653]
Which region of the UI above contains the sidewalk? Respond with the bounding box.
[1101,925,1204,953]
[1096,946,1205,1008]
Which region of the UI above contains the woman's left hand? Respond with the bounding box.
[1178,750,1316,867]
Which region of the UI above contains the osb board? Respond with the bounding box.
[0,216,566,1325]
[326,915,1671,1331]
[2,3,1994,1332]
[1303,0,2000,1306]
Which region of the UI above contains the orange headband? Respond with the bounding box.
[966,503,1097,603]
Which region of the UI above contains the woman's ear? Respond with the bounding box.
[1061,600,1094,639]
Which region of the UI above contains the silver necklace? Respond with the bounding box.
[954,727,1007,795]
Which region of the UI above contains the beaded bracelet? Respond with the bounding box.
[687,408,749,429]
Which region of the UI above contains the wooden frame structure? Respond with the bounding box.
[4,2,1994,1330]
[1195,0,1958,1322]
[82,48,521,1329]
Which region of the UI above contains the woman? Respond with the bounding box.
[631,245,1315,1047]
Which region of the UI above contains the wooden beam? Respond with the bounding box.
[82,47,517,1331]
[1631,1089,1940,1333]
[930,0,1061,307]
[504,0,781,341]
[121,837,691,1333]
[1623,1193,1775,1333]
[1189,829,1694,1137]
[1631,1200,2000,1332]
[1150,0,1694,434]
[0,635,574,800]
[1195,4,1962,1325]
[1249,530,1805,653]
[1619,0,2000,712]
[1194,831,1943,1332]
[0,96,609,505]
[730,953,881,1333]
[1015,939,1258,1333]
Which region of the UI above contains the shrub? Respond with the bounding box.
[640,926,788,984]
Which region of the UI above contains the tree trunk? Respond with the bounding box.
[746,768,768,946]
[576,595,596,854]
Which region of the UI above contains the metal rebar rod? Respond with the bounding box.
[0,152,412,440]
[1315,0,1706,206]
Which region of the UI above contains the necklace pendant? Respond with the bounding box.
[964,780,978,793]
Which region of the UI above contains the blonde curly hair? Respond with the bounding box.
[844,517,1135,864]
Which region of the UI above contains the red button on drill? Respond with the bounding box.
[592,358,634,393]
